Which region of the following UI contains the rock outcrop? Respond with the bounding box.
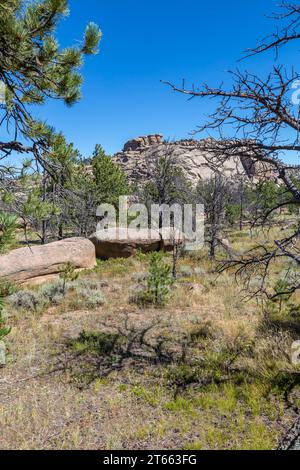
[123,134,163,152]
[0,238,97,285]
[90,228,184,260]
[113,135,273,186]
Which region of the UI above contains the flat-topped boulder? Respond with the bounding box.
[0,237,97,285]
[90,228,184,259]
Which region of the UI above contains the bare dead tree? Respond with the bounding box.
[244,2,300,58]
[139,147,194,277]
[139,145,194,211]
[163,1,300,297]
[196,174,232,259]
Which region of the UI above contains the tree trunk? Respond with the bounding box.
[41,220,48,245]
[172,242,179,279]
[58,221,64,240]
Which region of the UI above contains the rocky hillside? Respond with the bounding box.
[113,135,273,186]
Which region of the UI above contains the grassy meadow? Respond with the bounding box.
[0,223,299,450]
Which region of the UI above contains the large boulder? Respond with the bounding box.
[0,238,96,285]
[90,228,184,259]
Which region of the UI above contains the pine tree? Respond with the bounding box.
[46,134,81,239]
[254,181,280,217]
[147,252,173,307]
[0,0,101,172]
[0,211,17,253]
[92,144,131,207]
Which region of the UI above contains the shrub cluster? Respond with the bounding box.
[68,279,106,310]
[9,290,47,313]
[8,277,106,313]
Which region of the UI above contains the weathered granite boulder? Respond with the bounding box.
[0,238,96,285]
[90,228,184,259]
[123,134,163,152]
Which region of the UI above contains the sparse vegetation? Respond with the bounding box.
[0,232,299,449]
[40,281,67,305]
[7,277,106,315]
[0,296,10,342]
[8,290,46,313]
[68,282,106,310]
[130,252,173,307]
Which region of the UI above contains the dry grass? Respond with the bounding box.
[0,227,299,450]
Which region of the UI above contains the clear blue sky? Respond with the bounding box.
[30,0,297,157]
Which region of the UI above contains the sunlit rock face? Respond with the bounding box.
[113,135,274,187]
[123,134,164,152]
[0,238,97,285]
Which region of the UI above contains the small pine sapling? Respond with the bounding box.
[59,263,79,294]
[147,252,173,307]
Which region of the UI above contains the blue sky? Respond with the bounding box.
[13,1,300,157]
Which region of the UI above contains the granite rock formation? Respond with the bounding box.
[113,135,272,186]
